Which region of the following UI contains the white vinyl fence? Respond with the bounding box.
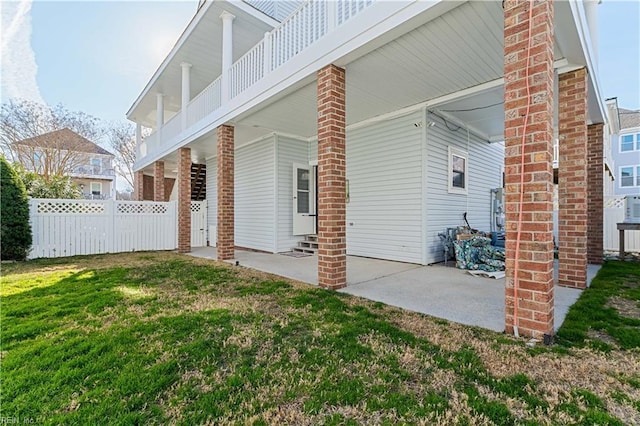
[604,196,640,252]
[28,199,177,259]
[550,196,637,253]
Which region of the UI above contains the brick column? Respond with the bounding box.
[587,123,604,264]
[154,161,165,201]
[134,171,145,201]
[317,64,346,290]
[217,125,235,260]
[177,148,191,253]
[558,68,588,289]
[503,0,555,338]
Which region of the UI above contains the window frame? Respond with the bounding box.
[620,133,640,153]
[448,146,468,195]
[90,157,102,174]
[619,166,640,188]
[90,182,102,195]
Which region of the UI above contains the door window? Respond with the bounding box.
[297,168,310,213]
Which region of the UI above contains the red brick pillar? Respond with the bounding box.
[217,125,235,260]
[134,171,145,201]
[587,123,604,264]
[317,64,346,290]
[558,68,588,288]
[177,148,191,253]
[503,0,555,338]
[154,161,165,201]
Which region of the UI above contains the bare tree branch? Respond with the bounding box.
[106,122,148,190]
[0,99,103,181]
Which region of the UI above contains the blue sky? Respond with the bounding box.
[1,0,639,122]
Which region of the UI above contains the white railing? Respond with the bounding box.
[142,0,375,161]
[188,76,222,127]
[162,112,183,146]
[271,0,327,69]
[140,129,159,158]
[230,42,265,98]
[337,0,374,25]
[28,199,177,259]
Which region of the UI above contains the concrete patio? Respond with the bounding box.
[190,247,599,333]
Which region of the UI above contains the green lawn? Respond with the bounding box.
[1,253,639,424]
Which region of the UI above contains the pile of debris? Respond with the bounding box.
[453,235,505,272]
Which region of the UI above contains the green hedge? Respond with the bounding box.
[1,157,32,260]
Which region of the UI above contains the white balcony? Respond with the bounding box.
[135,0,376,168]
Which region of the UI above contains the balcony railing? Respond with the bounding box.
[71,166,116,178]
[140,0,375,162]
[188,76,222,127]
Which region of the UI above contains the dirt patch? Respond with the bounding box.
[607,296,640,320]
[587,329,619,347]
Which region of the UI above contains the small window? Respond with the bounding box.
[90,182,102,195]
[91,158,101,173]
[637,166,640,186]
[448,147,468,194]
[621,135,635,152]
[621,167,634,187]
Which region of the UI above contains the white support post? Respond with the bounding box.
[135,123,142,157]
[156,94,164,128]
[156,93,164,143]
[181,62,192,130]
[220,11,235,103]
[263,32,272,75]
[327,1,337,31]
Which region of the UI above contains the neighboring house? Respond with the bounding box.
[128,0,609,338]
[14,128,116,199]
[612,105,640,196]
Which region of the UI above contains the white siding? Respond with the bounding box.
[425,112,504,263]
[346,111,424,264]
[235,138,276,252]
[206,156,217,245]
[276,135,310,252]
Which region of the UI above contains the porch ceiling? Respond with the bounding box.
[235,1,570,142]
[128,1,276,127]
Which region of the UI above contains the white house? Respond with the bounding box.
[128,0,609,338]
[14,128,116,199]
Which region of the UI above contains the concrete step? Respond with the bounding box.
[305,234,318,242]
[298,241,318,249]
[292,246,317,254]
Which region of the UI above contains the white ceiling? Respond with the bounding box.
[139,0,596,172]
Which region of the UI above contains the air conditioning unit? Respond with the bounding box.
[625,195,640,223]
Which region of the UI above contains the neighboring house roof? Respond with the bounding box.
[15,128,114,156]
[619,108,640,130]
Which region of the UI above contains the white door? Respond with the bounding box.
[190,200,207,247]
[292,163,316,235]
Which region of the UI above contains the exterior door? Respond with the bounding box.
[190,200,207,247]
[293,163,316,235]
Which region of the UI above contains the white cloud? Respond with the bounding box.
[1,0,44,104]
